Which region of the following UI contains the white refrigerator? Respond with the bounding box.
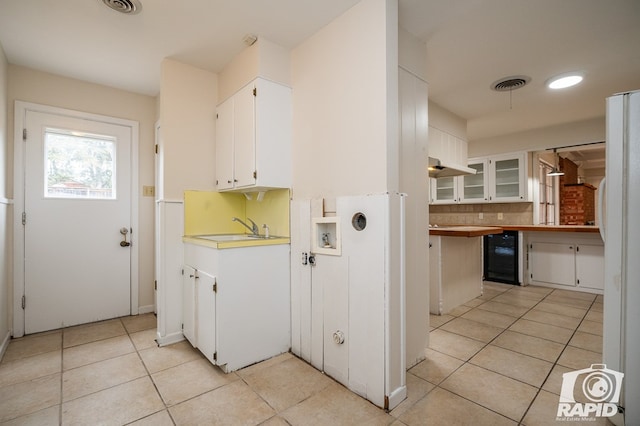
[603,89,640,425]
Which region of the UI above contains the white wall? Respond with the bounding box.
[469,117,605,157]
[158,59,217,199]
[0,42,10,352]
[7,65,157,312]
[429,101,467,141]
[291,0,394,199]
[218,38,291,104]
[398,28,430,367]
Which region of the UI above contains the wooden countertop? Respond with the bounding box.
[500,225,600,233]
[429,224,600,235]
[428,226,504,237]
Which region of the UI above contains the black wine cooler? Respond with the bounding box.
[483,231,519,285]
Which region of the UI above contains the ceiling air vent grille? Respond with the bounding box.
[102,0,142,14]
[491,76,531,92]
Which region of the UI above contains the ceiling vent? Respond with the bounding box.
[491,76,531,92]
[102,0,142,14]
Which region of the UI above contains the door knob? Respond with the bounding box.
[120,227,131,247]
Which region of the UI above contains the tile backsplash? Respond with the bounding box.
[429,203,533,226]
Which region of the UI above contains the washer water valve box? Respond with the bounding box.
[311,217,342,256]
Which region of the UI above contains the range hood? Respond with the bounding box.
[428,157,477,178]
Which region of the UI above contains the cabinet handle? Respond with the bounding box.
[234,179,238,183]
[227,180,232,184]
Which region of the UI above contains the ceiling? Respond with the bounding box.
[1,0,639,141]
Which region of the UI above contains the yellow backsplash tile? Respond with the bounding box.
[184,189,290,237]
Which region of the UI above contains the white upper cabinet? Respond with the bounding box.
[460,159,489,203]
[430,176,459,204]
[429,159,488,204]
[215,78,292,192]
[429,152,530,205]
[488,152,528,202]
[215,98,235,190]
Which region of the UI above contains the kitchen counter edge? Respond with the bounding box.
[183,235,290,249]
[428,226,504,237]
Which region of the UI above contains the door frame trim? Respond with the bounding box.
[13,101,139,337]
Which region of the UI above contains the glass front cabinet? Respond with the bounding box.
[460,160,489,203]
[431,176,459,204]
[487,152,528,202]
[429,152,529,204]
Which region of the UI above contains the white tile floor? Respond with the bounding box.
[0,282,610,425]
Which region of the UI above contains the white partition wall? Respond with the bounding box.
[290,193,406,410]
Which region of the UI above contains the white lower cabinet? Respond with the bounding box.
[195,270,216,364]
[182,265,197,346]
[575,244,605,290]
[527,233,604,292]
[183,243,290,372]
[529,242,576,287]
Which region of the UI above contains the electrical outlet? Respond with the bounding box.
[498,212,504,220]
[479,212,484,219]
[143,185,155,197]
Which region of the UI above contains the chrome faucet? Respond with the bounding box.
[232,217,259,236]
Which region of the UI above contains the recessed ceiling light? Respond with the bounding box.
[547,72,584,90]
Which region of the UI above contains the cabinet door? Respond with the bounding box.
[576,244,604,290]
[460,160,488,203]
[432,176,459,204]
[215,98,234,190]
[182,265,197,346]
[233,83,257,188]
[490,153,527,202]
[196,270,217,364]
[530,242,575,286]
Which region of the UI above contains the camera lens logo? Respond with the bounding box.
[583,371,613,402]
[557,364,624,419]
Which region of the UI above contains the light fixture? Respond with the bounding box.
[547,148,565,176]
[546,72,584,90]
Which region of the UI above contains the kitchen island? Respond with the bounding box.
[432,224,604,294]
[429,226,503,315]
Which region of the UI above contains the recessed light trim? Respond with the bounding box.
[547,73,584,90]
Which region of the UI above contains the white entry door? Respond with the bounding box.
[23,109,133,334]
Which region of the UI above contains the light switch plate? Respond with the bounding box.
[143,186,155,197]
[498,212,504,220]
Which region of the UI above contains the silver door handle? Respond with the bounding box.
[120,227,131,247]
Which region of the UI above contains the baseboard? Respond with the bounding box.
[387,385,408,411]
[138,305,156,315]
[156,331,184,347]
[0,330,11,361]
